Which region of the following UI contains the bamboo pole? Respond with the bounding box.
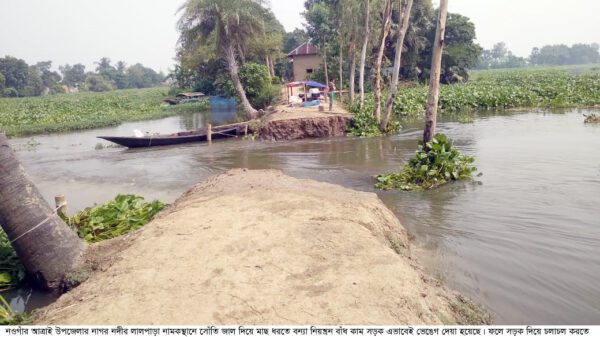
[54,195,68,218]
[207,124,212,144]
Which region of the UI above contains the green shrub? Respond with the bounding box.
[376,134,477,191]
[348,108,382,137]
[67,195,166,243]
[214,63,277,109]
[0,231,26,289]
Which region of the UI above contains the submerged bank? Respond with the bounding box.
[33,169,489,325]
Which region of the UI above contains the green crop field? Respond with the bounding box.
[0,87,209,137]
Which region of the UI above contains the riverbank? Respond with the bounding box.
[32,169,490,324]
[258,100,352,141]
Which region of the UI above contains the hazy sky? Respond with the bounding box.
[0,0,598,73]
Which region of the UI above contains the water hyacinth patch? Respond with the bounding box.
[67,195,166,243]
[349,70,600,130]
[376,134,477,191]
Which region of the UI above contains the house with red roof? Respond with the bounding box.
[287,42,322,81]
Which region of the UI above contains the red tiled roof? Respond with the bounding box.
[287,42,319,57]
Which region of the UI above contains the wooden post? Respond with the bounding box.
[54,195,68,218]
[207,124,212,144]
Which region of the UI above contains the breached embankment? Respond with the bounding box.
[34,169,490,325]
[258,102,352,141]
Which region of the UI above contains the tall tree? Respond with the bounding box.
[304,3,334,85]
[358,0,371,108]
[60,63,86,89]
[0,133,86,290]
[422,0,448,146]
[380,0,414,131]
[178,0,267,120]
[371,0,393,121]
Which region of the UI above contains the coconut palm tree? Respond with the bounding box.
[178,0,268,120]
[0,133,85,290]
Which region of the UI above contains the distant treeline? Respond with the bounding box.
[478,42,600,69]
[0,56,165,98]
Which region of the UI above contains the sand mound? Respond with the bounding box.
[34,169,487,324]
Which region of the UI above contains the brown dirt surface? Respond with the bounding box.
[33,169,490,325]
[258,101,352,141]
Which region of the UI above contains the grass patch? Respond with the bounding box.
[0,88,209,137]
[376,134,477,191]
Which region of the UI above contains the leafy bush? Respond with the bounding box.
[348,108,382,137]
[0,231,26,289]
[215,63,280,109]
[2,88,18,98]
[67,195,166,243]
[376,134,477,191]
[82,75,114,92]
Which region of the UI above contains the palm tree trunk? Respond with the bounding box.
[339,38,344,103]
[349,38,356,105]
[224,40,257,120]
[380,0,414,132]
[359,0,370,109]
[372,0,393,122]
[423,0,448,146]
[0,133,85,290]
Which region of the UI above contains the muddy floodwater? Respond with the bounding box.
[8,109,600,324]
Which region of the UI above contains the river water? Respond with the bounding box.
[7,109,600,324]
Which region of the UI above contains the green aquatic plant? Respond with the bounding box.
[67,195,166,243]
[0,231,26,290]
[584,113,600,124]
[0,87,187,137]
[376,134,477,191]
[348,70,600,130]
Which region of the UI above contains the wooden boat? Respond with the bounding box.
[98,127,238,148]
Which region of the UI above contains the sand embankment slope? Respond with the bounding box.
[35,169,488,325]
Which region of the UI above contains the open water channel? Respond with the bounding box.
[6,108,600,324]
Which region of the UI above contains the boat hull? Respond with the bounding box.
[98,127,237,148]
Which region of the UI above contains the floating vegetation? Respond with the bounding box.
[0,195,166,291]
[0,88,208,137]
[350,70,600,130]
[376,134,477,191]
[66,195,166,243]
[0,231,26,290]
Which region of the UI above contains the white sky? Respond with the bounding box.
[0,0,598,73]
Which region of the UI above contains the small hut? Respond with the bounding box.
[287,42,322,82]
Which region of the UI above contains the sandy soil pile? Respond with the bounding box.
[35,169,488,324]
